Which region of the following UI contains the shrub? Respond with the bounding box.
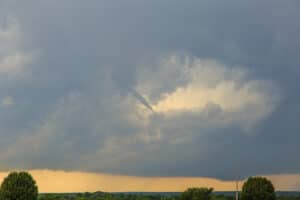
[181,187,214,200]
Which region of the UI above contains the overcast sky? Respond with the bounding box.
[0,0,300,183]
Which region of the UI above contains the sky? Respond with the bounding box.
[0,0,300,192]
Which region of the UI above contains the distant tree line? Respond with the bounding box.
[0,172,299,200]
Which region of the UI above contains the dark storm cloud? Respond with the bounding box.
[0,0,299,180]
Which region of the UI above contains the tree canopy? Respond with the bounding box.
[0,171,38,200]
[241,177,275,200]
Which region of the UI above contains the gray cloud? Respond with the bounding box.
[0,0,299,180]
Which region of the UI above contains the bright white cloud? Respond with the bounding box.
[136,54,280,131]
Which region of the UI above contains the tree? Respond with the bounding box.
[0,171,38,200]
[181,187,214,200]
[241,177,275,200]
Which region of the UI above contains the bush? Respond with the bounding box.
[241,177,275,200]
[0,171,38,200]
[181,187,214,200]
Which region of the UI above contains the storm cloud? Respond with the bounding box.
[0,0,299,180]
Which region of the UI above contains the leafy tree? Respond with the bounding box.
[0,171,38,200]
[241,177,275,200]
[181,188,214,200]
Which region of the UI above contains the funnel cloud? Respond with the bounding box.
[132,89,154,112]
